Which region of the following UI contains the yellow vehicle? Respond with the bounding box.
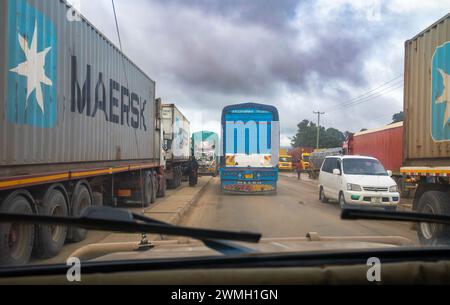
[278,155,294,171]
[300,153,311,170]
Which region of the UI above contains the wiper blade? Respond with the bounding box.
[0,207,261,244]
[341,208,450,225]
[132,212,259,255]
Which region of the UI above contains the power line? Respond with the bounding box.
[111,0,146,212]
[340,83,403,110]
[331,79,403,110]
[328,80,404,113]
[111,0,129,87]
[330,78,403,111]
[327,75,403,112]
[332,83,403,112]
[329,75,403,108]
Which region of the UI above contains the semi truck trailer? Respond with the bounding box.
[400,14,450,245]
[0,0,166,266]
[161,103,198,188]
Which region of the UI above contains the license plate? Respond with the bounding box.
[371,197,382,204]
[244,174,254,179]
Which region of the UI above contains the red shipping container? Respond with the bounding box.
[347,122,403,173]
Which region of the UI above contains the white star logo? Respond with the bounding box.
[10,21,53,114]
[436,68,450,127]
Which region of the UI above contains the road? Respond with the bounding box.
[32,186,185,265]
[34,174,417,266]
[181,174,418,242]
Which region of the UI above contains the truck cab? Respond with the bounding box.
[278,155,293,171]
[301,153,311,170]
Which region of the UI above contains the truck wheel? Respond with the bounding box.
[417,191,450,246]
[157,176,166,198]
[174,167,180,188]
[189,174,196,187]
[0,193,35,266]
[35,187,68,258]
[176,167,182,187]
[142,173,152,207]
[150,172,157,204]
[167,178,177,190]
[69,183,92,243]
[92,192,104,207]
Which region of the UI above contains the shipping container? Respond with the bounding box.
[401,14,450,247]
[0,0,159,178]
[403,13,450,167]
[347,122,403,173]
[161,104,191,162]
[160,103,197,189]
[0,0,164,266]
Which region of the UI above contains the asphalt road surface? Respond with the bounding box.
[181,175,418,243]
[33,174,418,266]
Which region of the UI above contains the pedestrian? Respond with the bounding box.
[296,162,302,180]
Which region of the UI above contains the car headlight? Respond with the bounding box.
[347,183,362,191]
[389,185,398,193]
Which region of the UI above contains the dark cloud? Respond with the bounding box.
[81,0,448,143]
[128,0,379,97]
[156,0,300,31]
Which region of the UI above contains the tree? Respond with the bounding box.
[392,111,404,123]
[322,127,346,148]
[290,120,318,148]
[291,120,345,149]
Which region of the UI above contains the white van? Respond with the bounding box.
[319,156,400,210]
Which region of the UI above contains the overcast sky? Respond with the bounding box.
[71,0,449,146]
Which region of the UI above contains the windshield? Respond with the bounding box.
[0,0,449,280]
[280,157,292,163]
[343,159,388,176]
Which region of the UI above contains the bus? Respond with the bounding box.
[220,103,280,194]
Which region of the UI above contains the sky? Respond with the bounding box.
[69,0,450,146]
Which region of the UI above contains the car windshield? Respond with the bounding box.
[280,157,292,162]
[0,0,449,281]
[343,159,388,176]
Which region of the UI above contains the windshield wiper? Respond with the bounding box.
[131,212,259,255]
[341,208,450,225]
[0,207,261,256]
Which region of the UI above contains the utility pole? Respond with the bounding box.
[313,111,325,149]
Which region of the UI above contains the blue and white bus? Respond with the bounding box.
[220,103,280,194]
